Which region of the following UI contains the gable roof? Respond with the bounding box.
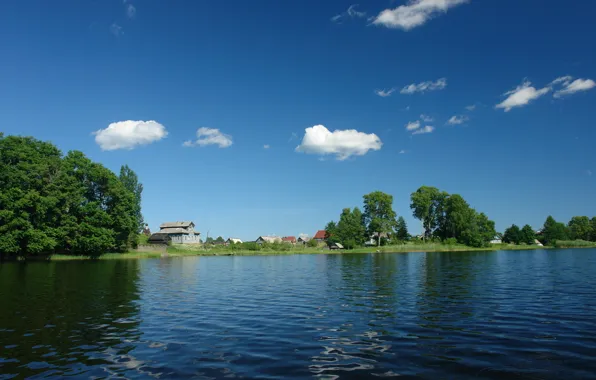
[160,221,194,229]
[257,236,282,243]
[297,236,310,242]
[226,238,243,244]
[313,230,327,239]
[282,236,296,242]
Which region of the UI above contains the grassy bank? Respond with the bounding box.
[11,240,596,261]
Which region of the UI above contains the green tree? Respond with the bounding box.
[335,207,366,247]
[541,216,569,246]
[324,221,340,245]
[363,191,397,247]
[307,238,319,248]
[568,216,591,241]
[394,216,409,241]
[215,236,225,244]
[205,237,214,244]
[410,186,447,240]
[591,217,596,242]
[439,194,473,241]
[119,165,144,247]
[502,224,521,244]
[459,212,496,248]
[520,225,536,245]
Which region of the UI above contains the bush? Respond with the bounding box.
[444,237,458,245]
[307,239,319,248]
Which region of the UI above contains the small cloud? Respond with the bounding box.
[372,0,469,30]
[465,104,476,111]
[420,114,433,122]
[295,124,382,161]
[553,78,596,98]
[495,81,550,112]
[184,127,233,148]
[401,78,447,94]
[412,126,435,135]
[332,4,366,23]
[94,120,167,150]
[405,120,421,131]
[288,132,298,142]
[109,23,123,36]
[375,88,395,97]
[126,4,136,19]
[399,149,408,154]
[447,115,469,125]
[263,144,270,149]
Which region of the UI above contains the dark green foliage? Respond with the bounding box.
[591,217,596,242]
[215,236,225,244]
[503,224,521,244]
[541,216,569,246]
[306,238,319,248]
[394,216,409,241]
[119,165,144,247]
[568,216,592,241]
[0,135,139,258]
[410,186,496,248]
[519,225,536,245]
[363,191,397,246]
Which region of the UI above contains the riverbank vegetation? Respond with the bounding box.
[0,135,144,259]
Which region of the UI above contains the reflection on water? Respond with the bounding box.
[2,250,596,379]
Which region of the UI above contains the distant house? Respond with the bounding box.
[365,232,389,246]
[256,236,282,244]
[148,233,171,245]
[226,238,243,245]
[297,236,311,245]
[490,238,502,244]
[152,221,201,244]
[313,230,327,242]
[282,236,297,244]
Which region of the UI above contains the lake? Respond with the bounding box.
[1,250,596,379]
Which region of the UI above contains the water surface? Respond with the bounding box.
[1,249,596,379]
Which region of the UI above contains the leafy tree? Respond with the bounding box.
[324,221,340,245]
[520,224,536,245]
[591,217,596,242]
[410,186,447,240]
[205,237,214,244]
[394,216,409,241]
[335,207,366,247]
[541,216,569,246]
[439,194,473,241]
[502,224,521,244]
[307,238,319,248]
[215,236,225,244]
[459,212,496,248]
[119,165,144,246]
[568,216,591,241]
[363,191,397,247]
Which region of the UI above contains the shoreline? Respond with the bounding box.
[4,242,595,262]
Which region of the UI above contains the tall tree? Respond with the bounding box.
[503,224,521,244]
[520,225,536,245]
[215,236,225,243]
[410,186,447,240]
[324,221,340,245]
[541,216,569,246]
[591,217,596,242]
[568,216,591,241]
[394,216,409,241]
[119,165,144,232]
[363,191,397,247]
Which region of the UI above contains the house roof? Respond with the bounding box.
[282,236,296,242]
[227,238,243,244]
[160,221,194,229]
[313,230,327,239]
[148,233,171,242]
[159,227,197,234]
[257,236,282,243]
[297,236,310,242]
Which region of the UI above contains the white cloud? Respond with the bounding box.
[263,144,270,149]
[465,104,476,111]
[332,4,366,23]
[375,88,395,97]
[447,115,468,125]
[184,127,233,148]
[399,149,408,154]
[295,124,382,160]
[412,125,435,135]
[550,76,573,86]
[553,78,596,98]
[372,0,469,30]
[420,114,433,122]
[94,120,167,150]
[126,4,136,18]
[405,120,421,131]
[401,78,447,94]
[109,23,123,36]
[495,81,550,112]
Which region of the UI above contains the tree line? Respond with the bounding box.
[503,215,596,246]
[0,134,144,258]
[324,187,498,249]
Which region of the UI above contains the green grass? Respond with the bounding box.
[23,240,596,261]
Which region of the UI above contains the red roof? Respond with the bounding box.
[282,236,296,242]
[313,230,327,239]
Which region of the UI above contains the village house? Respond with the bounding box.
[150,221,201,244]
[281,236,297,244]
[297,236,311,245]
[255,236,282,244]
[226,238,243,245]
[313,230,327,242]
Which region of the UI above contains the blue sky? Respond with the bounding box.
[1,0,595,240]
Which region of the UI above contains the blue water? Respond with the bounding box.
[1,249,596,379]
